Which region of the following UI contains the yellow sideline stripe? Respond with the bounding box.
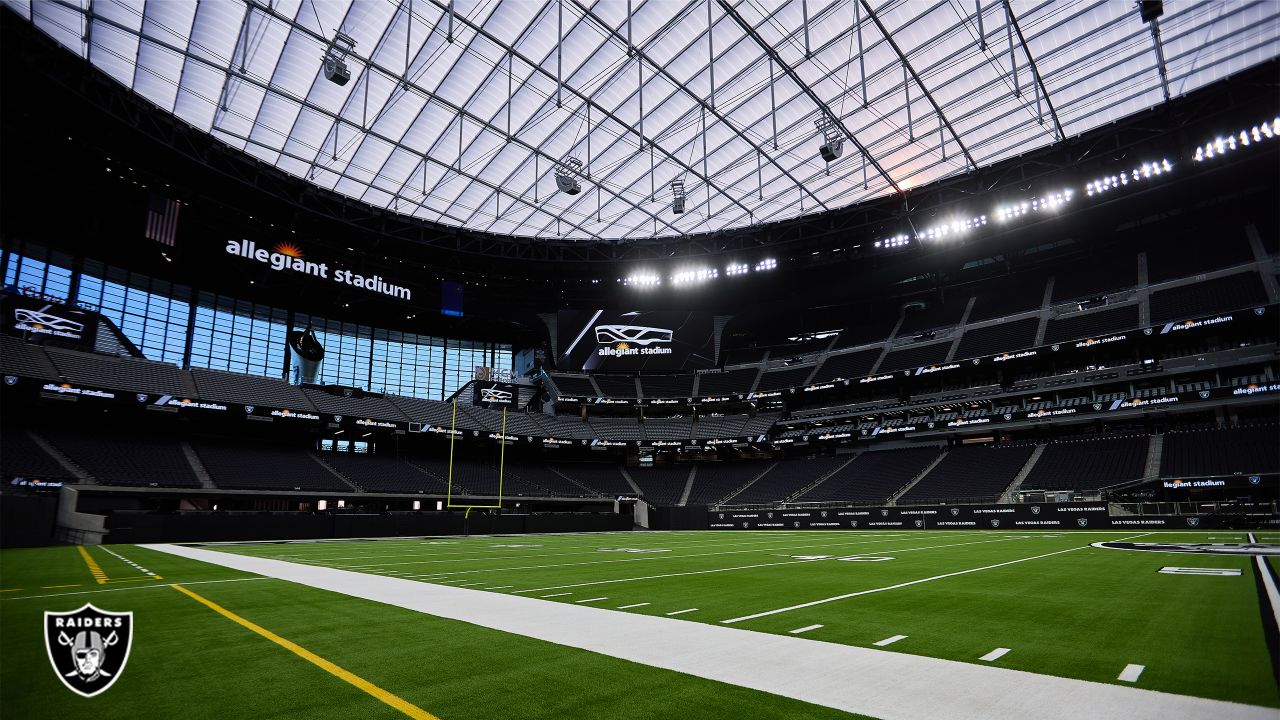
[77,545,108,585]
[171,584,441,720]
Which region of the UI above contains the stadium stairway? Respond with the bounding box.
[179,440,217,489]
[310,452,365,492]
[677,465,697,506]
[999,444,1048,503]
[28,431,95,484]
[782,454,859,503]
[716,462,778,506]
[549,467,606,497]
[1144,434,1164,481]
[617,466,643,496]
[887,449,948,506]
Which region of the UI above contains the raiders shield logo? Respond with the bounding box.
[244,405,255,414]
[718,513,724,519]
[950,508,960,516]
[333,415,343,423]
[1186,517,1201,527]
[2,375,17,386]
[1002,414,1012,421]
[135,394,148,403]
[45,604,133,698]
[1142,328,1153,336]
[820,511,828,518]
[914,520,923,528]
[880,509,889,517]
[990,519,1000,528]
[1198,391,1210,399]
[767,512,774,519]
[1077,518,1088,527]
[743,522,750,528]
[793,521,801,528]
[850,520,859,528]
[1031,506,1041,515]
[1092,403,1102,411]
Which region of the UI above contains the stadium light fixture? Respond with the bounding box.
[725,262,749,276]
[670,179,686,215]
[322,32,356,86]
[555,156,583,195]
[815,115,843,163]
[755,258,777,272]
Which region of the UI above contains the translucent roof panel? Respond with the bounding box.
[13,0,1279,241]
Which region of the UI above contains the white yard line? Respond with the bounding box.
[575,597,608,604]
[789,624,823,634]
[665,608,698,616]
[618,602,650,609]
[980,648,1011,662]
[539,592,572,598]
[509,558,827,594]
[1118,664,1146,682]
[873,635,908,646]
[142,543,1272,720]
[721,534,1152,625]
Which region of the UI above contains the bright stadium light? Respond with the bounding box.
[916,215,987,242]
[623,272,661,287]
[995,189,1072,221]
[874,234,910,249]
[1194,118,1280,162]
[755,258,777,272]
[1085,161,1171,197]
[671,267,718,285]
[725,262,749,276]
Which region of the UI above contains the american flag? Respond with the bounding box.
[145,194,180,246]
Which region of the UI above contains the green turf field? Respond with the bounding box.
[2,530,1277,719]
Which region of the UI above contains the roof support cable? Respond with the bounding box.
[405,0,412,87]
[638,58,644,149]
[856,0,867,107]
[976,0,985,51]
[447,0,454,43]
[769,56,778,149]
[507,51,513,135]
[904,65,913,142]
[802,0,810,57]
[702,105,710,211]
[707,0,715,110]
[1149,19,1171,102]
[940,116,946,160]
[626,0,633,55]
[557,0,563,108]
[1005,0,1018,97]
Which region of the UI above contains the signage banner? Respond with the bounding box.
[707,503,1239,530]
[3,294,97,349]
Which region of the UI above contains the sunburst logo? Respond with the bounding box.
[272,242,304,258]
[615,342,631,351]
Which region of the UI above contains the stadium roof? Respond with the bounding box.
[15,0,1280,242]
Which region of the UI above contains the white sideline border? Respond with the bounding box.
[145,543,1272,720]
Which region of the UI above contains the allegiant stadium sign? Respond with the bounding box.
[224,240,412,301]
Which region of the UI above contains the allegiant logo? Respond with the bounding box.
[225,240,412,301]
